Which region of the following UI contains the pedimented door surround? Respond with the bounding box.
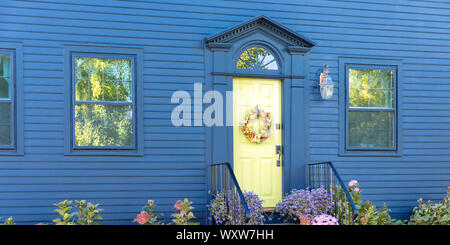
[204,15,315,193]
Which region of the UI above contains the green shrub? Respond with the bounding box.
[53,200,103,225]
[0,217,15,225]
[355,201,393,225]
[347,180,395,225]
[409,187,450,225]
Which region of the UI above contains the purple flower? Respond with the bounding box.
[209,190,265,225]
[275,188,333,223]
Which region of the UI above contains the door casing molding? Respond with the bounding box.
[204,16,314,207]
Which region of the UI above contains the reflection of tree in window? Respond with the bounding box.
[0,78,8,98]
[348,67,395,149]
[74,57,133,147]
[236,46,278,71]
[0,54,12,146]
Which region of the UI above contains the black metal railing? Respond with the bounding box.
[210,162,250,225]
[308,161,358,225]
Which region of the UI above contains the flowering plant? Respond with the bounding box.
[409,187,450,225]
[275,188,333,223]
[312,214,338,225]
[134,200,161,225]
[348,180,362,207]
[209,190,265,225]
[346,180,394,225]
[171,198,199,225]
[244,191,265,225]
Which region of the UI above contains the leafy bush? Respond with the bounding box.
[275,188,333,223]
[346,180,394,225]
[408,187,450,225]
[134,200,161,225]
[74,200,103,225]
[53,200,103,225]
[0,217,15,225]
[171,198,199,225]
[355,201,393,225]
[209,190,264,225]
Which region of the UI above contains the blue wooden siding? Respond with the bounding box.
[0,0,449,223]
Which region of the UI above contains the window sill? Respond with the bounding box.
[0,151,24,156]
[65,151,144,157]
[339,150,402,157]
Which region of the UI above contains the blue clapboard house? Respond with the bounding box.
[0,0,449,224]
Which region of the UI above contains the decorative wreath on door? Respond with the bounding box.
[240,105,272,144]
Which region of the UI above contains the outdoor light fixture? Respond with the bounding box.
[319,64,334,100]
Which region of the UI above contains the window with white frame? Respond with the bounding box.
[72,54,135,149]
[346,65,397,150]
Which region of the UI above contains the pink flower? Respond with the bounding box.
[174,200,183,210]
[354,188,360,192]
[348,180,358,187]
[35,223,46,225]
[312,214,339,225]
[136,211,150,225]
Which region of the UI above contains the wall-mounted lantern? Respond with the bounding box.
[319,64,334,100]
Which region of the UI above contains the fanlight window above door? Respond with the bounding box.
[236,46,279,71]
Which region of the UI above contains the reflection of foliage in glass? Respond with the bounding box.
[348,67,395,149]
[349,69,393,108]
[75,57,131,102]
[74,104,132,147]
[0,103,11,146]
[0,54,12,146]
[348,111,394,148]
[73,57,133,147]
[237,46,278,70]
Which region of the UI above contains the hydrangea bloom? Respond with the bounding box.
[174,200,183,211]
[136,211,150,225]
[349,180,358,187]
[312,214,339,225]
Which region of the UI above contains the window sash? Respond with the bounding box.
[345,65,397,151]
[71,54,136,150]
[0,52,14,149]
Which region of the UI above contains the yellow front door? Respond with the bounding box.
[233,77,282,208]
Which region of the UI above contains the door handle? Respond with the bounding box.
[276,145,282,167]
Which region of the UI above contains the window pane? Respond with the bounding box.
[75,79,89,101]
[74,104,133,147]
[118,81,131,102]
[0,55,11,99]
[103,79,118,101]
[0,55,10,77]
[349,68,394,108]
[0,77,10,99]
[75,57,132,102]
[348,111,394,148]
[0,103,11,146]
[236,46,278,71]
